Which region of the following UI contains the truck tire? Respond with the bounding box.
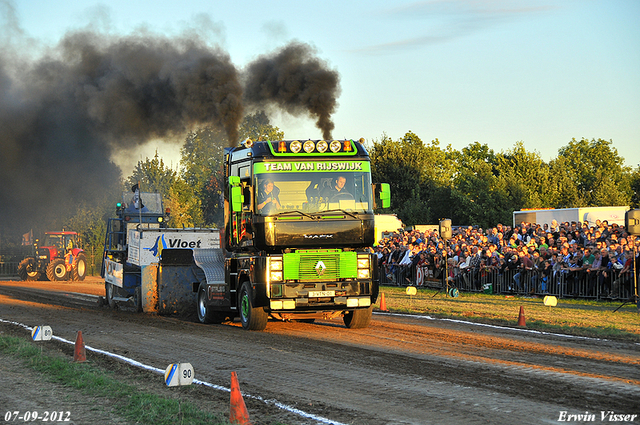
[105,282,117,309]
[343,306,373,329]
[71,253,87,281]
[18,258,41,281]
[196,283,219,324]
[239,281,268,331]
[46,258,68,281]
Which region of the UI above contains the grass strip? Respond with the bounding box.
[377,286,640,342]
[0,335,229,425]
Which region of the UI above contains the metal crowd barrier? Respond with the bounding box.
[0,262,19,277]
[380,261,637,301]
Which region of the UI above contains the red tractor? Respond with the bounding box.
[17,231,87,281]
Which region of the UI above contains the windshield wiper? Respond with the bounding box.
[321,209,359,219]
[273,210,317,220]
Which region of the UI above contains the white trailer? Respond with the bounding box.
[513,206,629,228]
[374,214,404,244]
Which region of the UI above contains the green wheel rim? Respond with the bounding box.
[241,292,249,318]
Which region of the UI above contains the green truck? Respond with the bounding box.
[194,138,390,330]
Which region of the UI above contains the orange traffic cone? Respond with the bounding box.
[380,292,388,312]
[517,306,526,327]
[73,330,86,362]
[230,371,251,425]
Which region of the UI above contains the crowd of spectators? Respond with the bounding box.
[374,219,639,300]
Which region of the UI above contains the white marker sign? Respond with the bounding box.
[31,326,52,341]
[164,363,194,387]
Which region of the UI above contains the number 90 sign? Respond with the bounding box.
[165,363,194,387]
[31,326,53,342]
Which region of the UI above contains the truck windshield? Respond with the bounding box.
[254,170,373,216]
[121,192,164,214]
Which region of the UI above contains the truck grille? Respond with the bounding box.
[283,250,356,281]
[299,254,339,281]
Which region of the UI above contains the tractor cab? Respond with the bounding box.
[40,232,79,259]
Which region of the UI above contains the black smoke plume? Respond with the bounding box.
[243,42,340,140]
[0,30,243,235]
[0,14,340,237]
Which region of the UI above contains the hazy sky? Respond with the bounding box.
[9,0,640,173]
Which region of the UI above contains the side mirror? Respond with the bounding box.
[229,176,244,213]
[373,183,391,209]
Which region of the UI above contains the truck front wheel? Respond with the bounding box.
[343,306,373,329]
[239,282,268,331]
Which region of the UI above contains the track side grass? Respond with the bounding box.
[377,286,640,342]
[0,335,230,425]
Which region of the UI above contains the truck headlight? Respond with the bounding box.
[357,254,370,279]
[270,258,282,271]
[270,271,283,282]
[357,256,370,269]
[268,256,283,282]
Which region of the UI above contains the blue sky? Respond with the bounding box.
[9,0,640,172]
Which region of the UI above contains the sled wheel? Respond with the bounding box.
[105,282,118,309]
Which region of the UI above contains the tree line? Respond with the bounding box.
[3,118,637,275]
[369,132,640,228]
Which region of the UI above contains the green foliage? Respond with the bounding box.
[125,151,205,228]
[62,184,122,275]
[369,132,456,225]
[370,134,636,229]
[166,179,204,228]
[63,203,108,276]
[630,167,640,208]
[556,138,631,206]
[127,151,179,196]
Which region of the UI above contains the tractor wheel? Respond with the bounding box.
[343,306,373,329]
[46,258,68,281]
[71,253,87,281]
[239,281,268,331]
[18,258,41,281]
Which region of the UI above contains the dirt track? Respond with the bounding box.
[1,278,639,424]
